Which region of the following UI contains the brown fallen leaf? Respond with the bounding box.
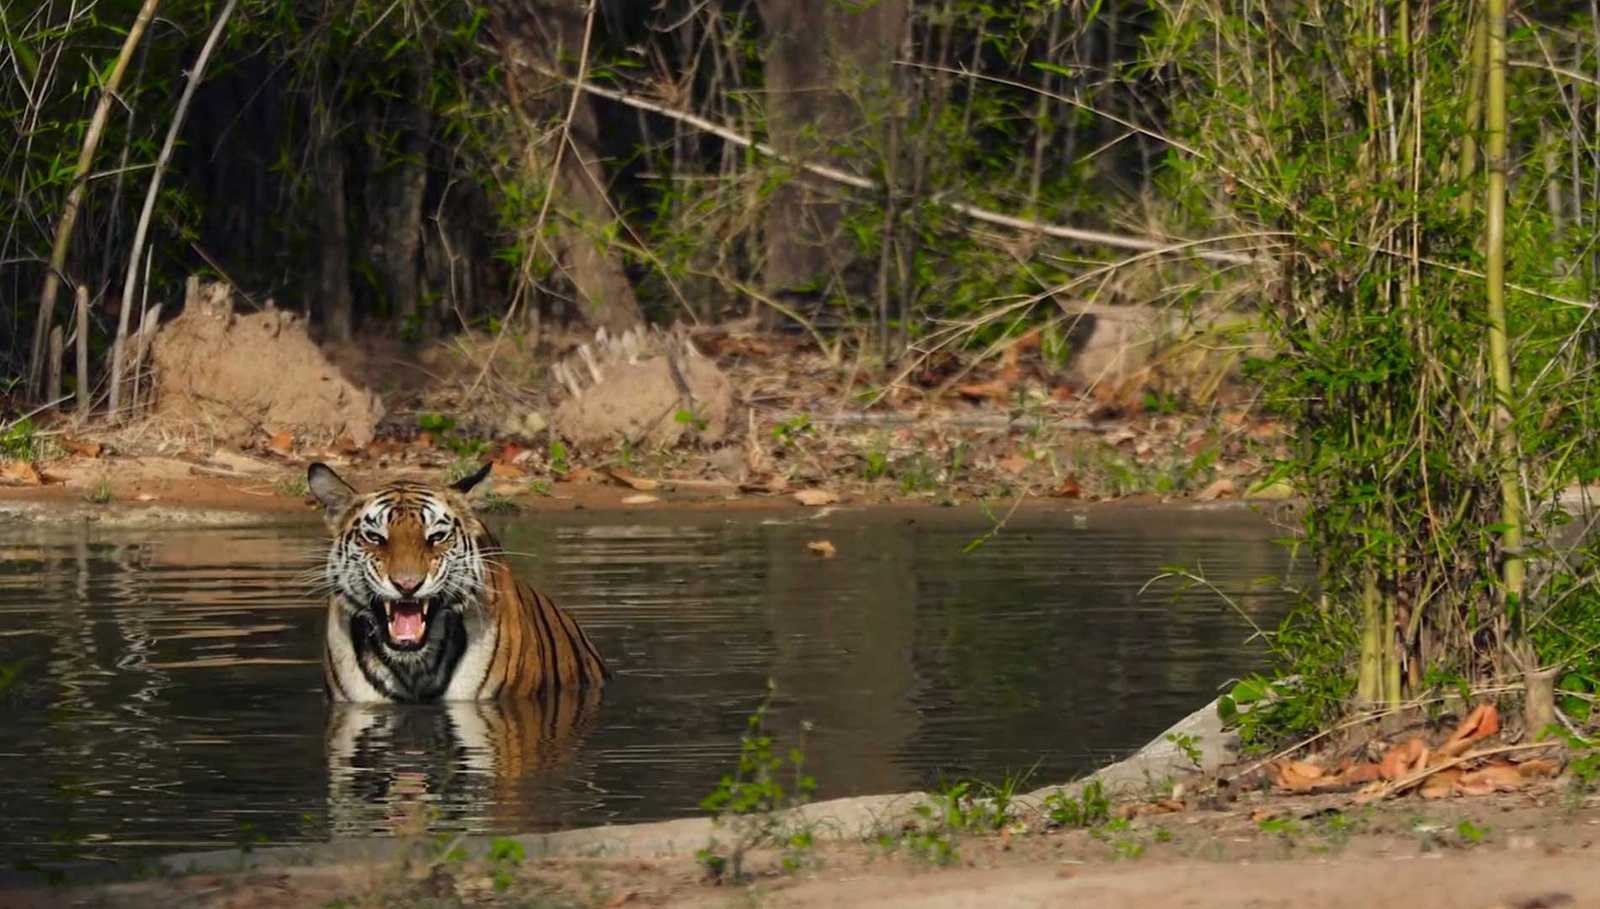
[620,493,659,505]
[1440,703,1501,758]
[952,381,1011,401]
[267,430,295,456]
[1515,758,1564,779]
[793,489,840,507]
[332,436,363,456]
[1379,737,1429,781]
[61,437,104,458]
[1335,762,1382,785]
[1419,767,1462,799]
[1455,762,1527,796]
[1053,476,1083,499]
[1269,759,1327,793]
[566,466,599,483]
[996,454,1030,475]
[806,540,837,558]
[0,461,43,486]
[605,468,660,492]
[1195,477,1237,501]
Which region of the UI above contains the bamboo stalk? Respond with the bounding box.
[74,285,89,416]
[1359,568,1382,705]
[27,0,164,402]
[107,0,240,420]
[1457,7,1486,217]
[1482,0,1527,651]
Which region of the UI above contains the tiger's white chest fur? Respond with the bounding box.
[323,597,499,703]
[443,608,498,700]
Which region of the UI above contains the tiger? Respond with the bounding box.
[307,460,610,703]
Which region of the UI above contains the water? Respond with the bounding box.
[0,504,1300,868]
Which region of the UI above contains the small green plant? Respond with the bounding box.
[274,474,310,498]
[1165,732,1204,769]
[83,475,112,505]
[696,682,817,882]
[1043,779,1111,829]
[772,414,813,447]
[419,413,489,459]
[674,408,709,434]
[486,836,524,891]
[234,821,268,854]
[1110,837,1145,860]
[0,417,37,461]
[894,818,959,866]
[549,440,571,476]
[1455,819,1487,846]
[863,447,889,481]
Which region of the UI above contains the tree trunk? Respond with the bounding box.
[755,0,909,326]
[491,0,643,334]
[364,45,433,339]
[315,118,354,343]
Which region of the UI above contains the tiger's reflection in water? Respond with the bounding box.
[325,689,602,837]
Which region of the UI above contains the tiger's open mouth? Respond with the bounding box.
[379,598,432,650]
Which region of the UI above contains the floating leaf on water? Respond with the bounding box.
[805,540,837,558]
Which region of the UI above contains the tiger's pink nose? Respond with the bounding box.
[392,574,424,596]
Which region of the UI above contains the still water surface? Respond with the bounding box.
[0,505,1299,867]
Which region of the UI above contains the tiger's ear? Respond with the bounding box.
[307,462,358,524]
[451,460,493,496]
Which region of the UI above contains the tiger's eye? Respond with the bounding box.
[362,530,386,546]
[426,530,449,546]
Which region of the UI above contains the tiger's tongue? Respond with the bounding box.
[388,600,426,644]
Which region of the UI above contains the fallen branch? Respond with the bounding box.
[509,58,1262,268]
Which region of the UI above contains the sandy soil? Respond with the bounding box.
[7,790,1595,909]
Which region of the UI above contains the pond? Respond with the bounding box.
[0,503,1301,869]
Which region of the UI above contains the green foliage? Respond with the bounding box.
[0,417,37,461]
[1155,0,1600,737]
[696,682,817,883]
[1042,779,1111,829]
[486,837,524,892]
[419,414,489,460]
[1164,732,1203,769]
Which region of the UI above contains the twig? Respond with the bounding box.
[512,59,1262,267]
[108,0,240,419]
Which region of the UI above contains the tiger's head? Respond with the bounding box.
[307,461,494,655]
